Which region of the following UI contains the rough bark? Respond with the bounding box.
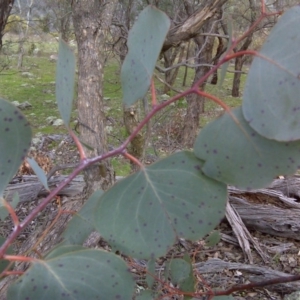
[162,0,228,52]
[0,0,14,50]
[71,0,117,193]
[180,16,218,147]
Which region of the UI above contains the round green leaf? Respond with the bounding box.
[242,6,300,141]
[94,151,227,259]
[0,98,32,196]
[8,248,135,300]
[194,107,300,190]
[121,6,170,107]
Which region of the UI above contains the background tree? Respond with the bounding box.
[0,0,14,50]
[181,9,223,147]
[41,0,72,43]
[71,0,117,194]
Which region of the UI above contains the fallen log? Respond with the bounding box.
[194,258,300,295]
[228,177,300,240]
[5,175,86,203]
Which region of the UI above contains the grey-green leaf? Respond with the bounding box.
[94,151,227,259]
[242,6,300,141]
[56,38,75,127]
[194,107,300,190]
[62,190,103,245]
[45,245,85,260]
[0,98,32,197]
[121,6,170,107]
[165,258,195,295]
[8,248,135,300]
[205,230,221,247]
[27,158,49,190]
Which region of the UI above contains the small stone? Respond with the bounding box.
[160,94,170,101]
[18,101,32,110]
[49,54,58,62]
[53,119,64,126]
[11,101,20,107]
[21,72,34,78]
[46,116,56,124]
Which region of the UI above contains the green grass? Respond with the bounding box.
[0,46,247,176]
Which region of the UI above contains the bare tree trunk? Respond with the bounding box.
[182,41,191,87]
[71,0,117,194]
[163,45,185,94]
[17,0,34,69]
[180,17,218,147]
[232,56,244,97]
[210,35,225,85]
[0,0,14,50]
[231,0,256,97]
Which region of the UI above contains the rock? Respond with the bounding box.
[21,72,34,78]
[33,48,40,56]
[49,54,58,62]
[46,116,56,124]
[160,94,170,101]
[104,97,111,101]
[284,291,300,300]
[11,101,20,107]
[32,137,42,146]
[53,119,64,126]
[18,101,32,110]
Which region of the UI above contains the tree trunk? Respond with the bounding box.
[231,55,244,97]
[231,0,256,97]
[163,45,185,94]
[180,17,218,148]
[211,35,225,85]
[71,0,117,194]
[0,0,14,50]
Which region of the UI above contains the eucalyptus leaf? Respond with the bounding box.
[27,158,49,190]
[243,6,300,141]
[0,98,32,197]
[95,151,227,259]
[121,6,170,107]
[56,38,75,127]
[194,107,300,189]
[8,248,135,300]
